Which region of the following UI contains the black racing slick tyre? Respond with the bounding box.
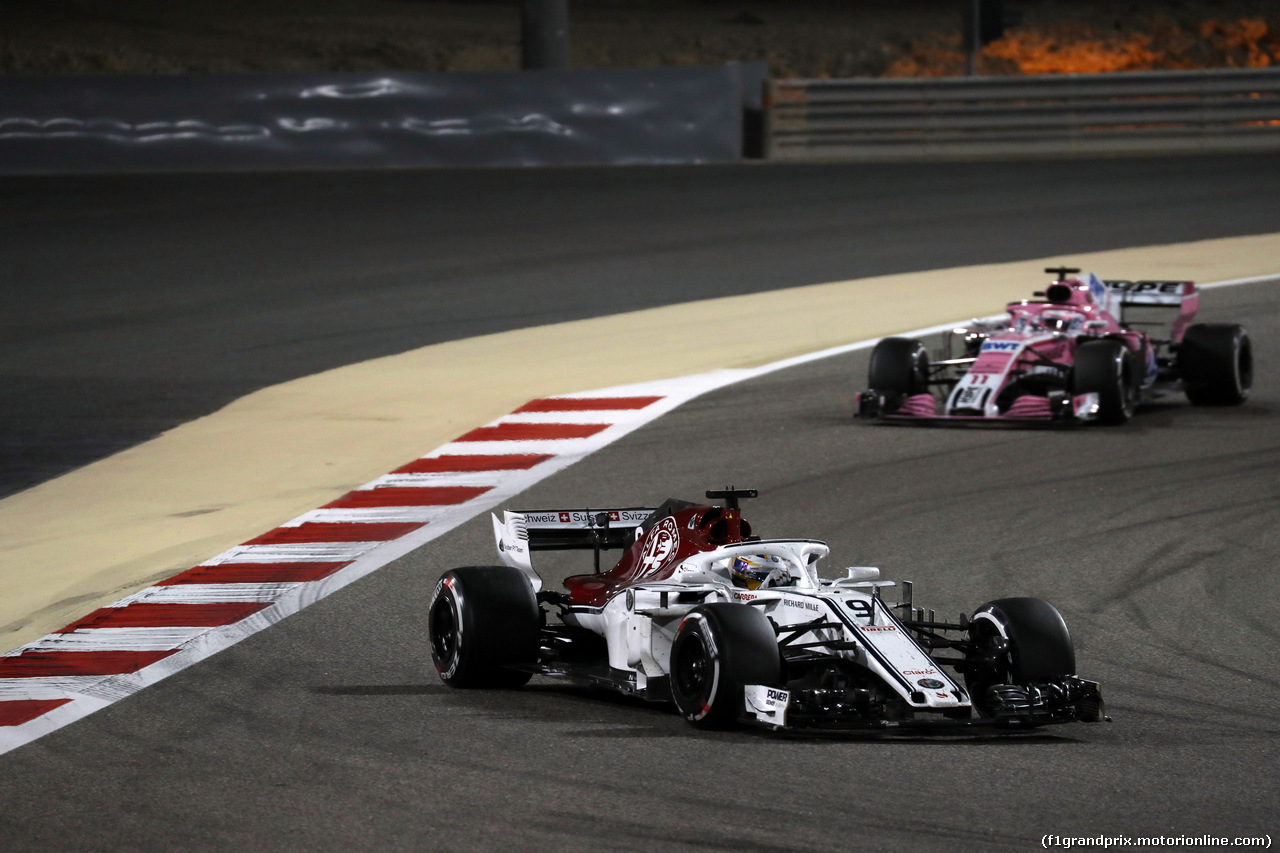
[429,566,539,688]
[1179,323,1252,406]
[964,597,1076,718]
[867,337,930,408]
[1073,338,1138,425]
[669,604,782,729]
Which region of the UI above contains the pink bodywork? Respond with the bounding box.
[997,278,1146,363]
[886,275,1197,422]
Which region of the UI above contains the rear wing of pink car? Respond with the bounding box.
[1088,274,1199,342]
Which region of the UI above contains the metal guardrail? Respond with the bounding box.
[764,67,1280,160]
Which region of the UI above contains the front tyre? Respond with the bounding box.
[1073,339,1137,425]
[1179,323,1252,406]
[866,337,930,413]
[964,597,1075,718]
[429,566,539,688]
[670,604,782,729]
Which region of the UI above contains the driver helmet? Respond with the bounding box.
[729,554,790,590]
[1040,310,1080,333]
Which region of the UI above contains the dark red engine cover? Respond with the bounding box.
[563,504,753,606]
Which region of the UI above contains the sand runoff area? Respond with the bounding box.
[2,232,1276,654]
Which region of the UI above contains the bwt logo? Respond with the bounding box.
[981,341,1020,352]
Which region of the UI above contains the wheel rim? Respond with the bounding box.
[965,622,1011,715]
[673,634,711,708]
[1235,334,1253,394]
[1114,350,1135,420]
[430,596,460,672]
[910,348,929,395]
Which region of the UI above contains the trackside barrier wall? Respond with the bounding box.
[0,64,764,173]
[764,67,1280,160]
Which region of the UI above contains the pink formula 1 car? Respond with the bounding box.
[857,267,1253,426]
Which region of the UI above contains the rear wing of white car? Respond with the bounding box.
[491,507,657,590]
[1085,273,1200,340]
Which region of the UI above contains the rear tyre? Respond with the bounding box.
[1073,339,1137,425]
[669,604,782,729]
[867,337,930,410]
[429,566,539,688]
[1180,323,1252,406]
[964,597,1075,718]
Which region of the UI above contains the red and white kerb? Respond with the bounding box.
[0,378,728,755]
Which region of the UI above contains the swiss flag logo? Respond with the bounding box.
[609,511,620,521]
[559,512,570,523]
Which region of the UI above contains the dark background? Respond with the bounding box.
[4,0,1279,77]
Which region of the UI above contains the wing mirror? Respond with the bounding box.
[844,566,881,582]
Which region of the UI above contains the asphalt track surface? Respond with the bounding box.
[3,283,1278,852]
[3,159,1280,850]
[6,153,1280,498]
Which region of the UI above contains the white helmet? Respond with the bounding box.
[1040,309,1081,333]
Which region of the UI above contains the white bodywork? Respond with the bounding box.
[491,513,970,726]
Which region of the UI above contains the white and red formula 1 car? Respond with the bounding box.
[428,489,1104,732]
[858,267,1252,425]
